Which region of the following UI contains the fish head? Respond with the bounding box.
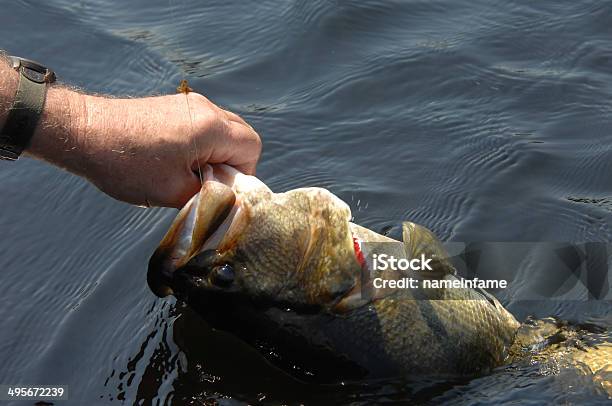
[148,164,360,311]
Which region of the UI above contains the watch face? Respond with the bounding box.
[10,56,56,84]
[21,66,48,84]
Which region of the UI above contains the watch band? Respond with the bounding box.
[0,56,56,161]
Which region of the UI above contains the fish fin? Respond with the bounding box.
[402,222,456,279]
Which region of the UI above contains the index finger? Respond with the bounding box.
[202,119,262,176]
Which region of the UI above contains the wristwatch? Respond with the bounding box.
[0,56,56,161]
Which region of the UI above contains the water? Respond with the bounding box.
[1,0,611,404]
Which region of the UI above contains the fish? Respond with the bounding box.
[147,164,609,390]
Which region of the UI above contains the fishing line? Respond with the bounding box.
[169,0,204,186]
[180,80,203,185]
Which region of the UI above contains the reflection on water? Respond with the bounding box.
[107,303,610,404]
[104,301,183,404]
[1,0,612,404]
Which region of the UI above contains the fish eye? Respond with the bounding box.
[209,264,235,288]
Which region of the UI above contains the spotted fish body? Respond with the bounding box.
[147,165,607,389]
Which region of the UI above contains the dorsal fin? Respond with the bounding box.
[402,222,456,279]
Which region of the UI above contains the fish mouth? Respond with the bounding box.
[147,164,269,297]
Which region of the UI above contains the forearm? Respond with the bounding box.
[1,52,260,207]
[1,53,181,188]
[25,85,89,171]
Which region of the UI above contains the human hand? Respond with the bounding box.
[27,88,262,208]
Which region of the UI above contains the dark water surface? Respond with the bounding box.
[1,0,611,404]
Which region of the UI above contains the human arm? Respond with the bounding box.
[0,54,261,208]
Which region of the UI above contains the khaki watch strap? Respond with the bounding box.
[0,57,55,161]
